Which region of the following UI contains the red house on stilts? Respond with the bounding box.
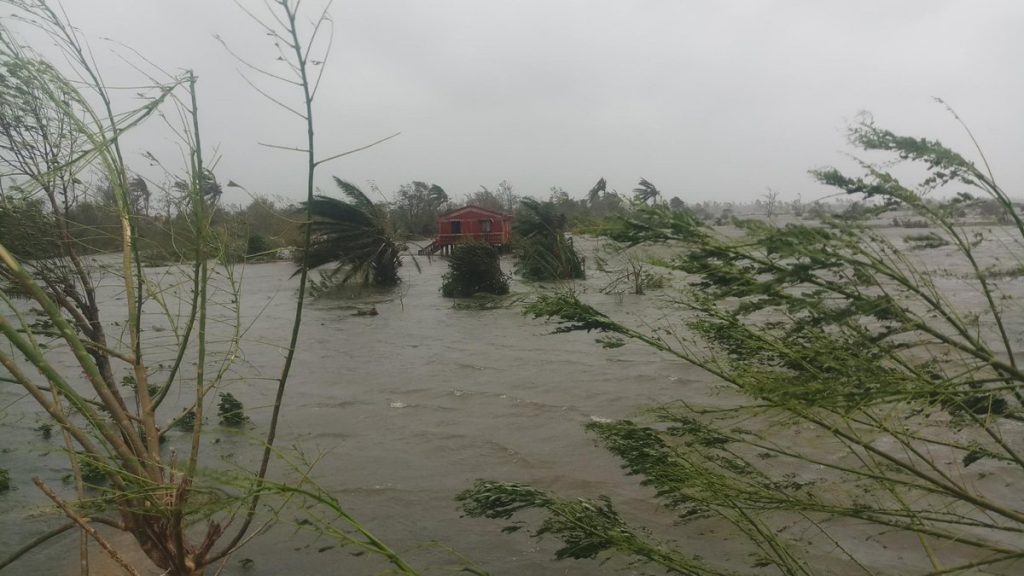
[419,205,513,255]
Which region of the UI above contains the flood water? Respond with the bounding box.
[1,238,718,575]
[1,226,1022,575]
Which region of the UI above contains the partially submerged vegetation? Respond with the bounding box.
[217,392,248,426]
[299,178,406,287]
[441,241,510,298]
[595,247,668,295]
[513,198,585,281]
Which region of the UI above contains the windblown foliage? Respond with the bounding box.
[391,180,449,236]
[299,177,406,287]
[632,177,661,205]
[513,198,584,281]
[462,119,1024,575]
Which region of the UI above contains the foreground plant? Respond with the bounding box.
[0,1,417,574]
[0,4,218,571]
[461,117,1024,575]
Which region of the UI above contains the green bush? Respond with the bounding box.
[0,195,60,260]
[0,467,10,492]
[246,233,272,259]
[441,241,510,298]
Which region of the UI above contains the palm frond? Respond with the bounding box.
[296,179,405,286]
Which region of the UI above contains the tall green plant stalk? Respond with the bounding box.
[0,3,235,573]
[209,4,407,574]
[1,1,416,574]
[207,0,322,560]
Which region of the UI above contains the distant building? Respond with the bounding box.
[419,205,513,255]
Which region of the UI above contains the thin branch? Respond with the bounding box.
[309,22,334,100]
[257,142,309,153]
[214,34,301,86]
[0,522,75,571]
[33,478,142,576]
[238,72,306,119]
[314,132,401,167]
[302,0,334,64]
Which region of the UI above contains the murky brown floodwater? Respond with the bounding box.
[1,225,1022,575]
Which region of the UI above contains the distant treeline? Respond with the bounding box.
[2,172,1014,265]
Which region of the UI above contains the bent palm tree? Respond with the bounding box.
[426,183,448,209]
[632,178,660,204]
[298,177,405,286]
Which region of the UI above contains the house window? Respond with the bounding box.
[480,219,493,233]
[451,221,462,234]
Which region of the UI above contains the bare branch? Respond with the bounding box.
[33,478,142,576]
[309,18,334,100]
[258,142,309,153]
[314,132,401,167]
[303,0,335,64]
[214,34,301,86]
[0,522,76,571]
[238,71,306,119]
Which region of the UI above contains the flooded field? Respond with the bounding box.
[1,225,1022,575]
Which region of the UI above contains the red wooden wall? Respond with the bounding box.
[436,206,512,246]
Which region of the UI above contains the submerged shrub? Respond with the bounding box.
[0,467,9,492]
[218,392,248,426]
[175,409,198,432]
[903,231,949,249]
[513,199,585,281]
[441,241,510,297]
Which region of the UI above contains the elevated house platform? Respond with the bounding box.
[419,205,513,255]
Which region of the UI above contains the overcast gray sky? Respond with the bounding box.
[50,0,1024,205]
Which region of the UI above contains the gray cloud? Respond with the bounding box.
[50,0,1024,205]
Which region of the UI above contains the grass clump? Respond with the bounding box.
[0,468,9,492]
[441,241,510,298]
